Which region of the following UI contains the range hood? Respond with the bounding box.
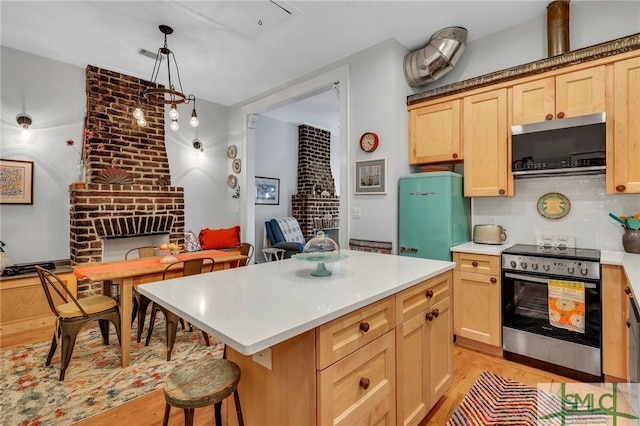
[511,112,607,178]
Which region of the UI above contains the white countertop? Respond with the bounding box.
[601,250,640,298]
[138,249,454,356]
[451,241,514,256]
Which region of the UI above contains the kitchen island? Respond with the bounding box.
[138,249,455,426]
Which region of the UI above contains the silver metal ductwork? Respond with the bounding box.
[403,26,468,87]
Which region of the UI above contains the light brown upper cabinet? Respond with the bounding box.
[512,66,606,126]
[408,99,462,164]
[609,57,640,194]
[462,88,512,197]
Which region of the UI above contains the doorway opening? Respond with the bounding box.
[239,66,349,260]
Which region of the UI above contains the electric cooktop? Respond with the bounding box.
[502,244,600,262]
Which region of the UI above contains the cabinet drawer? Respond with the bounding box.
[317,296,395,370]
[396,271,452,324]
[317,331,396,426]
[453,252,500,275]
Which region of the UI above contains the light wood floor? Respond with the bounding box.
[4,331,573,425]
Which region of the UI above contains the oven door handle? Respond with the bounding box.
[505,272,548,284]
[504,272,597,288]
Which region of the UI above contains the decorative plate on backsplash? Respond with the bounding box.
[537,192,571,219]
[94,167,134,185]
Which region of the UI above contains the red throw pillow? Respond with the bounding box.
[199,226,241,250]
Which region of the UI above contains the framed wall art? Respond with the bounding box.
[0,159,34,204]
[255,176,280,205]
[355,158,386,195]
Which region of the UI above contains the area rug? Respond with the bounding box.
[0,316,223,425]
[446,371,609,425]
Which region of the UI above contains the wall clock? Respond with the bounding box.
[232,158,242,174]
[359,132,379,153]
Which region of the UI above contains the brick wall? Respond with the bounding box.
[84,66,171,184]
[70,66,185,296]
[292,125,340,238]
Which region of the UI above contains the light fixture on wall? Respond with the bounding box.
[192,128,206,159]
[16,113,33,141]
[132,25,198,131]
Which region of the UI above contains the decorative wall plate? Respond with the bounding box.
[227,145,237,159]
[227,174,237,189]
[537,192,571,219]
[232,158,241,174]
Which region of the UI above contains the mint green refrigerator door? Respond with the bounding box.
[398,172,470,261]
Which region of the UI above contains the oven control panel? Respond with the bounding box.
[501,254,600,280]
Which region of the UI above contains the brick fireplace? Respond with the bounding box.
[69,66,185,286]
[291,125,340,238]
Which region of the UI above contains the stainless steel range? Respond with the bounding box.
[501,244,602,382]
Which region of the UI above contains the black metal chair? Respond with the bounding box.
[145,258,215,361]
[36,266,122,381]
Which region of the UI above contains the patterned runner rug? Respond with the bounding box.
[0,316,222,425]
[446,371,609,425]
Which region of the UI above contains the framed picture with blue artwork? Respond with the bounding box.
[255,176,279,205]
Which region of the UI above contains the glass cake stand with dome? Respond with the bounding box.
[292,231,348,277]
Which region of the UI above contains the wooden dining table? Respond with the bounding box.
[72,249,247,367]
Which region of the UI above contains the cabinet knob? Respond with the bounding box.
[557,112,565,119]
[359,322,370,333]
[490,277,497,284]
[472,261,478,267]
[616,185,626,192]
[498,189,506,195]
[625,287,632,296]
[359,377,370,390]
[432,308,439,318]
[452,153,458,159]
[627,319,632,328]
[426,289,434,299]
[545,114,554,121]
[426,312,434,321]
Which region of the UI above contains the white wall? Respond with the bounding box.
[253,115,299,260]
[0,47,234,264]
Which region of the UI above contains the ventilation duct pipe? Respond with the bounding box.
[547,0,570,57]
[403,26,467,87]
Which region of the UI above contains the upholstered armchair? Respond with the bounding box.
[264,217,305,259]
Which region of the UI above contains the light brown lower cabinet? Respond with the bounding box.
[452,253,501,352]
[396,296,453,426]
[1,271,78,344]
[602,264,630,381]
[226,271,454,426]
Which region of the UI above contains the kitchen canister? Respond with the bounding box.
[622,229,640,254]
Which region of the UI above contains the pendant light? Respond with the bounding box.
[133,25,198,131]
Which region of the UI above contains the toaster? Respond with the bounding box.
[473,224,507,245]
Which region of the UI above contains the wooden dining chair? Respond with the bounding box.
[121,246,158,343]
[239,243,254,266]
[145,258,215,361]
[36,266,122,381]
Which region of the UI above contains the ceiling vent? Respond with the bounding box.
[137,48,163,61]
[403,26,467,87]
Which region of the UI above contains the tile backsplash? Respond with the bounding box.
[472,175,640,251]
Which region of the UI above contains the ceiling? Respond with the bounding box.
[1,1,558,108]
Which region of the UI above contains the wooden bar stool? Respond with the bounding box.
[163,358,244,426]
